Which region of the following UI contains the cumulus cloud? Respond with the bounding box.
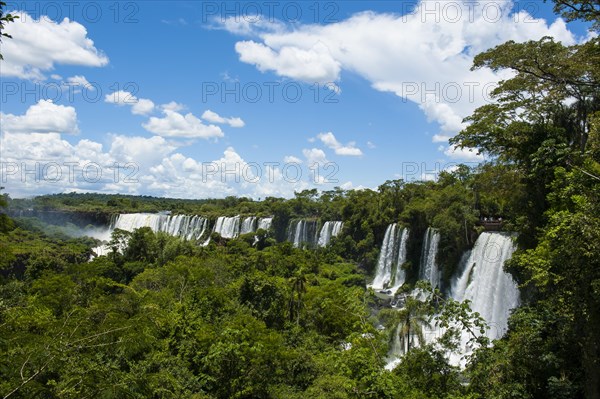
[216,16,285,37]
[303,148,329,165]
[224,0,579,152]
[143,109,224,139]
[1,127,334,198]
[1,11,108,80]
[202,110,245,127]
[284,155,302,164]
[109,135,177,168]
[65,75,95,91]
[104,90,156,115]
[432,133,452,143]
[0,100,79,134]
[317,132,363,156]
[161,101,185,112]
[443,144,484,162]
[235,40,341,83]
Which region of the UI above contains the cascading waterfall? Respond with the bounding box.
[371,224,410,291]
[317,221,344,247]
[240,216,257,235]
[287,220,319,248]
[384,231,519,369]
[257,217,273,231]
[392,228,410,289]
[451,232,520,339]
[109,213,209,239]
[213,216,241,239]
[93,213,209,256]
[93,213,272,255]
[419,228,441,288]
[372,224,398,289]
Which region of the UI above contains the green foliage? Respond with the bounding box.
[0,1,18,60]
[2,2,599,396]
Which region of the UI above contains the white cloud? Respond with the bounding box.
[317,132,363,156]
[1,11,108,80]
[1,132,72,160]
[284,155,302,164]
[432,134,452,143]
[109,135,177,168]
[104,90,155,115]
[340,181,354,190]
[161,101,185,112]
[0,100,79,134]
[143,110,224,139]
[443,144,484,162]
[303,148,329,165]
[367,141,376,149]
[131,99,155,116]
[0,128,333,198]
[225,1,578,138]
[218,16,284,37]
[65,75,95,90]
[235,40,341,83]
[201,110,245,128]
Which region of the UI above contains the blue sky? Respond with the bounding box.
[0,0,592,198]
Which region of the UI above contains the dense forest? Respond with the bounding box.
[1,0,600,398]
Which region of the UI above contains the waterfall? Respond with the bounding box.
[371,224,412,291]
[109,213,208,240]
[288,220,318,248]
[257,217,273,231]
[372,224,397,289]
[317,221,344,247]
[419,228,441,288]
[213,216,241,239]
[240,216,257,235]
[371,224,410,291]
[451,232,519,339]
[383,231,520,369]
[92,213,271,257]
[392,228,410,289]
[92,213,209,257]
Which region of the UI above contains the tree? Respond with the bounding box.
[550,0,600,31]
[0,189,14,233]
[0,1,18,60]
[386,295,432,353]
[289,270,307,325]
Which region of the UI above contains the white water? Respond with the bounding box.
[420,228,441,288]
[213,216,241,239]
[451,232,520,339]
[392,228,410,290]
[385,232,520,369]
[108,213,209,240]
[317,221,344,247]
[372,224,397,289]
[240,216,257,235]
[288,220,318,248]
[257,217,273,231]
[92,213,209,256]
[371,224,410,291]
